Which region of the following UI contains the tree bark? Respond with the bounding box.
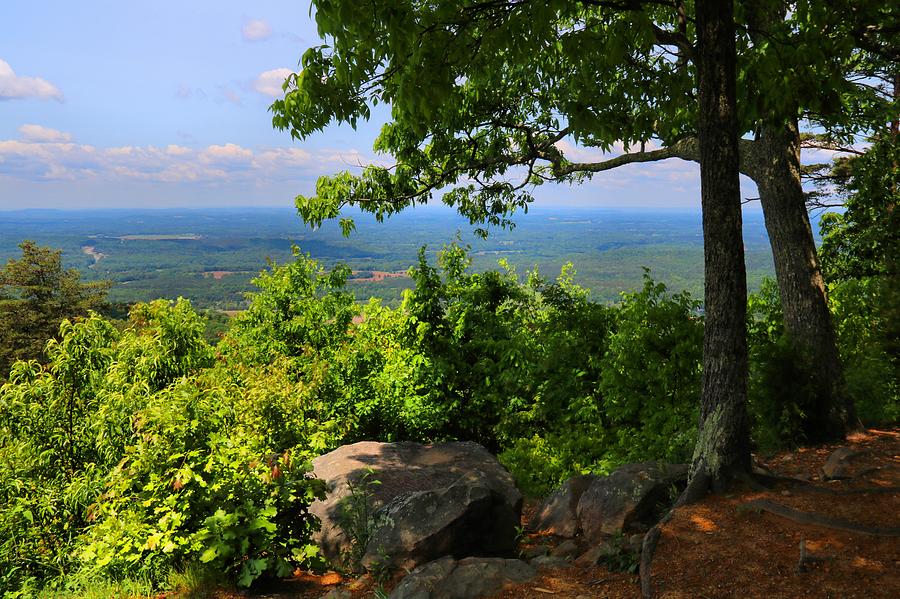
[688,0,751,494]
[752,120,858,440]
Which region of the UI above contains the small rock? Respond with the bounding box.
[624,533,645,554]
[821,447,863,480]
[528,474,598,537]
[389,557,536,599]
[577,462,688,541]
[551,539,580,558]
[521,544,551,559]
[320,590,351,599]
[574,542,617,567]
[531,555,572,569]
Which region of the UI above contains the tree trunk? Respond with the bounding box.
[687,0,751,496]
[753,120,857,441]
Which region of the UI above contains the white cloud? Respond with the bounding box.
[242,19,272,42]
[199,143,254,166]
[18,124,72,143]
[0,134,372,185]
[0,59,63,101]
[253,68,293,97]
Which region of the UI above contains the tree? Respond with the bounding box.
[274,1,897,442]
[687,0,750,493]
[0,241,109,378]
[275,0,758,488]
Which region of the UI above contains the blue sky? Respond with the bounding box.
[0,1,771,211]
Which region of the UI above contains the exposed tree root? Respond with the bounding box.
[747,467,899,493]
[794,484,900,496]
[640,522,664,599]
[639,465,899,597]
[740,499,900,537]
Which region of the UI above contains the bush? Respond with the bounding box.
[79,374,325,587]
[0,300,326,596]
[598,273,702,464]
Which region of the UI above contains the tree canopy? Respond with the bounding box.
[0,241,109,378]
[272,0,895,231]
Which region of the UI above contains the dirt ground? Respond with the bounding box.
[205,427,899,599]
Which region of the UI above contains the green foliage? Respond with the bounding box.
[225,246,355,366]
[0,299,324,596]
[748,272,898,451]
[11,227,895,594]
[746,280,812,452]
[499,270,701,495]
[599,273,702,463]
[335,469,389,574]
[0,315,119,595]
[0,241,109,379]
[828,279,899,424]
[818,134,899,425]
[597,532,641,575]
[225,243,704,498]
[79,374,324,588]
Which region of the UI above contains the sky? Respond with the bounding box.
[0,1,777,211]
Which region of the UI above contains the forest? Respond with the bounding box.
[0,207,778,310]
[0,0,897,597]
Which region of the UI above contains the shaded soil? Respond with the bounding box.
[650,427,899,599]
[201,428,898,599]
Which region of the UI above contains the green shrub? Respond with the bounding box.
[79,375,325,588]
[0,300,326,596]
[829,278,899,424]
[598,273,702,464]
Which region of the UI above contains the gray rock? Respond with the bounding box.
[390,557,536,599]
[576,462,687,541]
[821,447,864,480]
[624,533,645,554]
[528,474,598,537]
[574,542,618,567]
[362,480,518,571]
[309,441,522,568]
[520,544,551,559]
[530,554,572,569]
[551,539,580,558]
[319,590,351,599]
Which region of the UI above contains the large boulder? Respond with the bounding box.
[389,556,536,599]
[309,441,522,569]
[576,462,688,541]
[528,474,598,537]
